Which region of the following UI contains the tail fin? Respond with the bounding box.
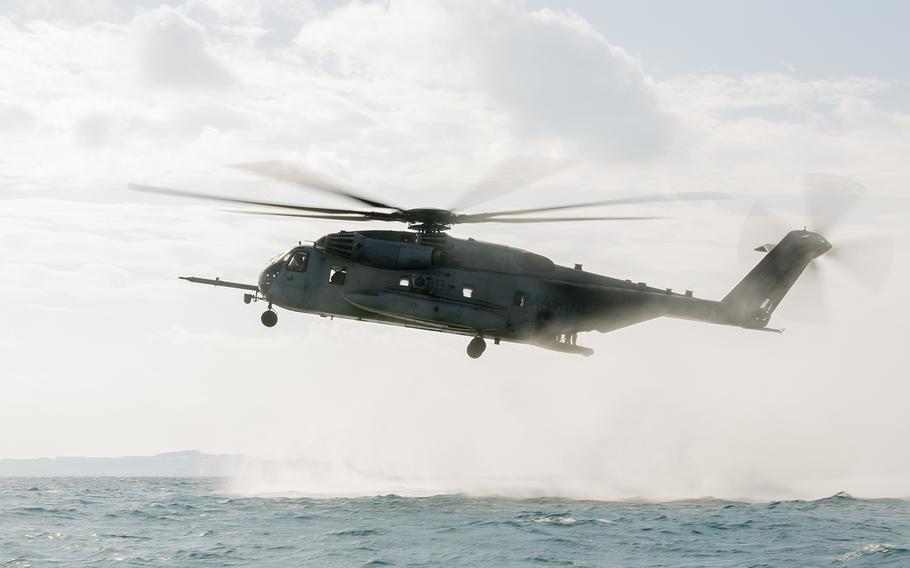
[723,230,831,327]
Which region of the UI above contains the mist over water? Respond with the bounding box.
[225,454,910,503]
[220,313,910,503]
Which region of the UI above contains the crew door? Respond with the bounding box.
[283,250,311,306]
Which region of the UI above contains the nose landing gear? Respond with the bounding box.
[466,336,487,359]
[261,309,278,328]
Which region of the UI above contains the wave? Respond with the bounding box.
[2,478,908,567]
[225,477,908,506]
[24,531,65,540]
[837,543,909,563]
[813,490,857,503]
[331,528,382,537]
[533,515,578,526]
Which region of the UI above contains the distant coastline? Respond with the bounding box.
[0,450,250,477]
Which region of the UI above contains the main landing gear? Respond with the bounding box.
[466,336,486,359]
[261,309,278,328]
[243,293,277,328]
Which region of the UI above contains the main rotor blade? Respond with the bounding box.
[458,215,666,224]
[803,173,866,234]
[226,209,396,222]
[459,191,726,221]
[451,156,577,211]
[129,183,387,217]
[231,161,402,210]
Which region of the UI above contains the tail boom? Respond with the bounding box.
[650,230,830,331]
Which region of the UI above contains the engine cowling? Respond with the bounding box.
[361,239,436,269]
[324,232,438,269]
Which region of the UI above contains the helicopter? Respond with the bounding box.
[131,161,837,358]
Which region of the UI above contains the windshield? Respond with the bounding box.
[266,248,295,265]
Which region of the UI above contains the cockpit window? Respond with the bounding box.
[267,248,295,265]
[288,251,309,272]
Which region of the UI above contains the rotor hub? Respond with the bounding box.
[401,208,456,232]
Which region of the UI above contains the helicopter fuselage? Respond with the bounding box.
[214,228,828,357]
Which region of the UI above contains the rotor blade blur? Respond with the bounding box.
[738,200,789,265]
[803,173,866,234]
[827,234,894,291]
[225,209,394,222]
[451,156,577,211]
[459,191,726,221]
[779,260,828,324]
[231,160,402,210]
[129,183,382,216]
[457,215,666,223]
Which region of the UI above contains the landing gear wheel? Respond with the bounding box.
[466,336,487,359]
[261,310,278,328]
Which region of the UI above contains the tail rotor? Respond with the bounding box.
[740,174,893,322]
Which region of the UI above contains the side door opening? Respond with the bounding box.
[329,266,348,285]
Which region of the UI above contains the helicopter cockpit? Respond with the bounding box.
[258,247,310,294]
[287,250,309,272]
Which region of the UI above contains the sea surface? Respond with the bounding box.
[1,478,908,567]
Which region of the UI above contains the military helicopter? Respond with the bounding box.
[131,161,840,358]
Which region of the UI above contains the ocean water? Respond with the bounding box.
[1,478,908,567]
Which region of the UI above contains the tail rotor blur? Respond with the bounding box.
[740,174,893,322]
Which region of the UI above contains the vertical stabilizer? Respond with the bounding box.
[723,230,831,327]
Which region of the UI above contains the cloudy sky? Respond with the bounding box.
[1,0,908,500]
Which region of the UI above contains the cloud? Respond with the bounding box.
[293,0,674,159]
[5,0,902,194]
[131,5,233,89]
[0,100,35,131]
[482,8,673,159]
[15,0,126,24]
[655,73,889,119]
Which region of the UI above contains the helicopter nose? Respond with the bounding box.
[258,268,272,294]
[258,262,281,294]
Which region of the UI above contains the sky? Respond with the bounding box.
[1,0,908,500]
